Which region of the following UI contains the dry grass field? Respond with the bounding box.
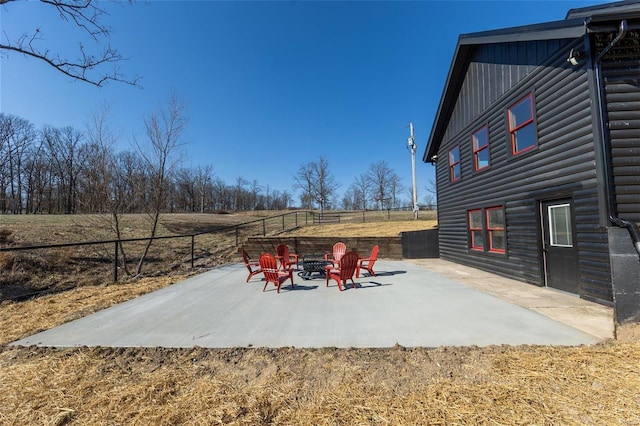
[1,212,640,425]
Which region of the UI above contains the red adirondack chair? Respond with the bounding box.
[276,244,299,271]
[324,241,346,268]
[242,249,261,283]
[326,251,359,291]
[356,244,379,278]
[259,253,294,293]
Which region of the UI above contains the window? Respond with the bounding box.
[548,204,573,247]
[508,93,537,155]
[467,206,506,254]
[486,207,506,253]
[472,126,490,171]
[449,146,461,182]
[468,209,484,251]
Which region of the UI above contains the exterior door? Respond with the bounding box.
[541,199,580,294]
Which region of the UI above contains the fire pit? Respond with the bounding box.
[298,256,333,280]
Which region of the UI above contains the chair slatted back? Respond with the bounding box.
[369,245,379,263]
[259,253,280,282]
[276,244,289,268]
[333,242,347,263]
[338,251,359,280]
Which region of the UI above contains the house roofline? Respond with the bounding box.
[423,1,640,164]
[567,0,640,20]
[423,18,587,163]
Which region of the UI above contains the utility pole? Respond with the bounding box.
[408,123,418,220]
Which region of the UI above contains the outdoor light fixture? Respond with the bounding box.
[567,48,583,66]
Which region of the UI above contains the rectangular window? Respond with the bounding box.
[486,207,506,253]
[548,204,573,247]
[508,93,537,155]
[468,206,506,254]
[468,209,484,250]
[472,126,490,171]
[449,146,461,182]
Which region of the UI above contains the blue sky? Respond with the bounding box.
[1,0,609,206]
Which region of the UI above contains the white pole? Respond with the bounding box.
[408,123,418,220]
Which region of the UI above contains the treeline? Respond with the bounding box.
[0,112,292,214]
[295,157,409,211]
[1,108,430,216]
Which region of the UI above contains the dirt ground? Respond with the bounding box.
[1,215,640,424]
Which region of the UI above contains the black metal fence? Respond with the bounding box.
[311,208,434,224]
[0,209,434,290]
[0,211,313,283]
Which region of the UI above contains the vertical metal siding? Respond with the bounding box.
[436,38,613,303]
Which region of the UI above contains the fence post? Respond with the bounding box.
[363,210,366,223]
[282,214,285,231]
[113,241,118,283]
[295,211,298,227]
[191,235,195,269]
[388,209,391,220]
[235,226,239,246]
[263,219,266,236]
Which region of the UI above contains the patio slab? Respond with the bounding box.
[11,259,613,348]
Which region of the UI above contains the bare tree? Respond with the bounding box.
[194,165,213,213]
[134,95,187,275]
[294,156,339,211]
[388,173,404,209]
[174,168,197,212]
[424,178,437,210]
[80,103,118,213]
[280,190,292,210]
[210,177,231,211]
[0,0,139,87]
[267,189,291,210]
[112,150,145,213]
[42,125,83,213]
[0,114,12,212]
[294,163,315,209]
[340,187,355,210]
[22,137,48,214]
[0,114,36,213]
[248,179,262,211]
[83,103,137,276]
[233,177,248,211]
[351,173,372,210]
[366,160,395,209]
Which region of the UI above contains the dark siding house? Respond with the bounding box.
[423,1,640,325]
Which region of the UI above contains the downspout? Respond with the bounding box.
[595,19,628,62]
[592,20,640,258]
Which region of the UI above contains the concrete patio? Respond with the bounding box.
[11,259,614,348]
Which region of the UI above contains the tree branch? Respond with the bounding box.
[1,0,139,87]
